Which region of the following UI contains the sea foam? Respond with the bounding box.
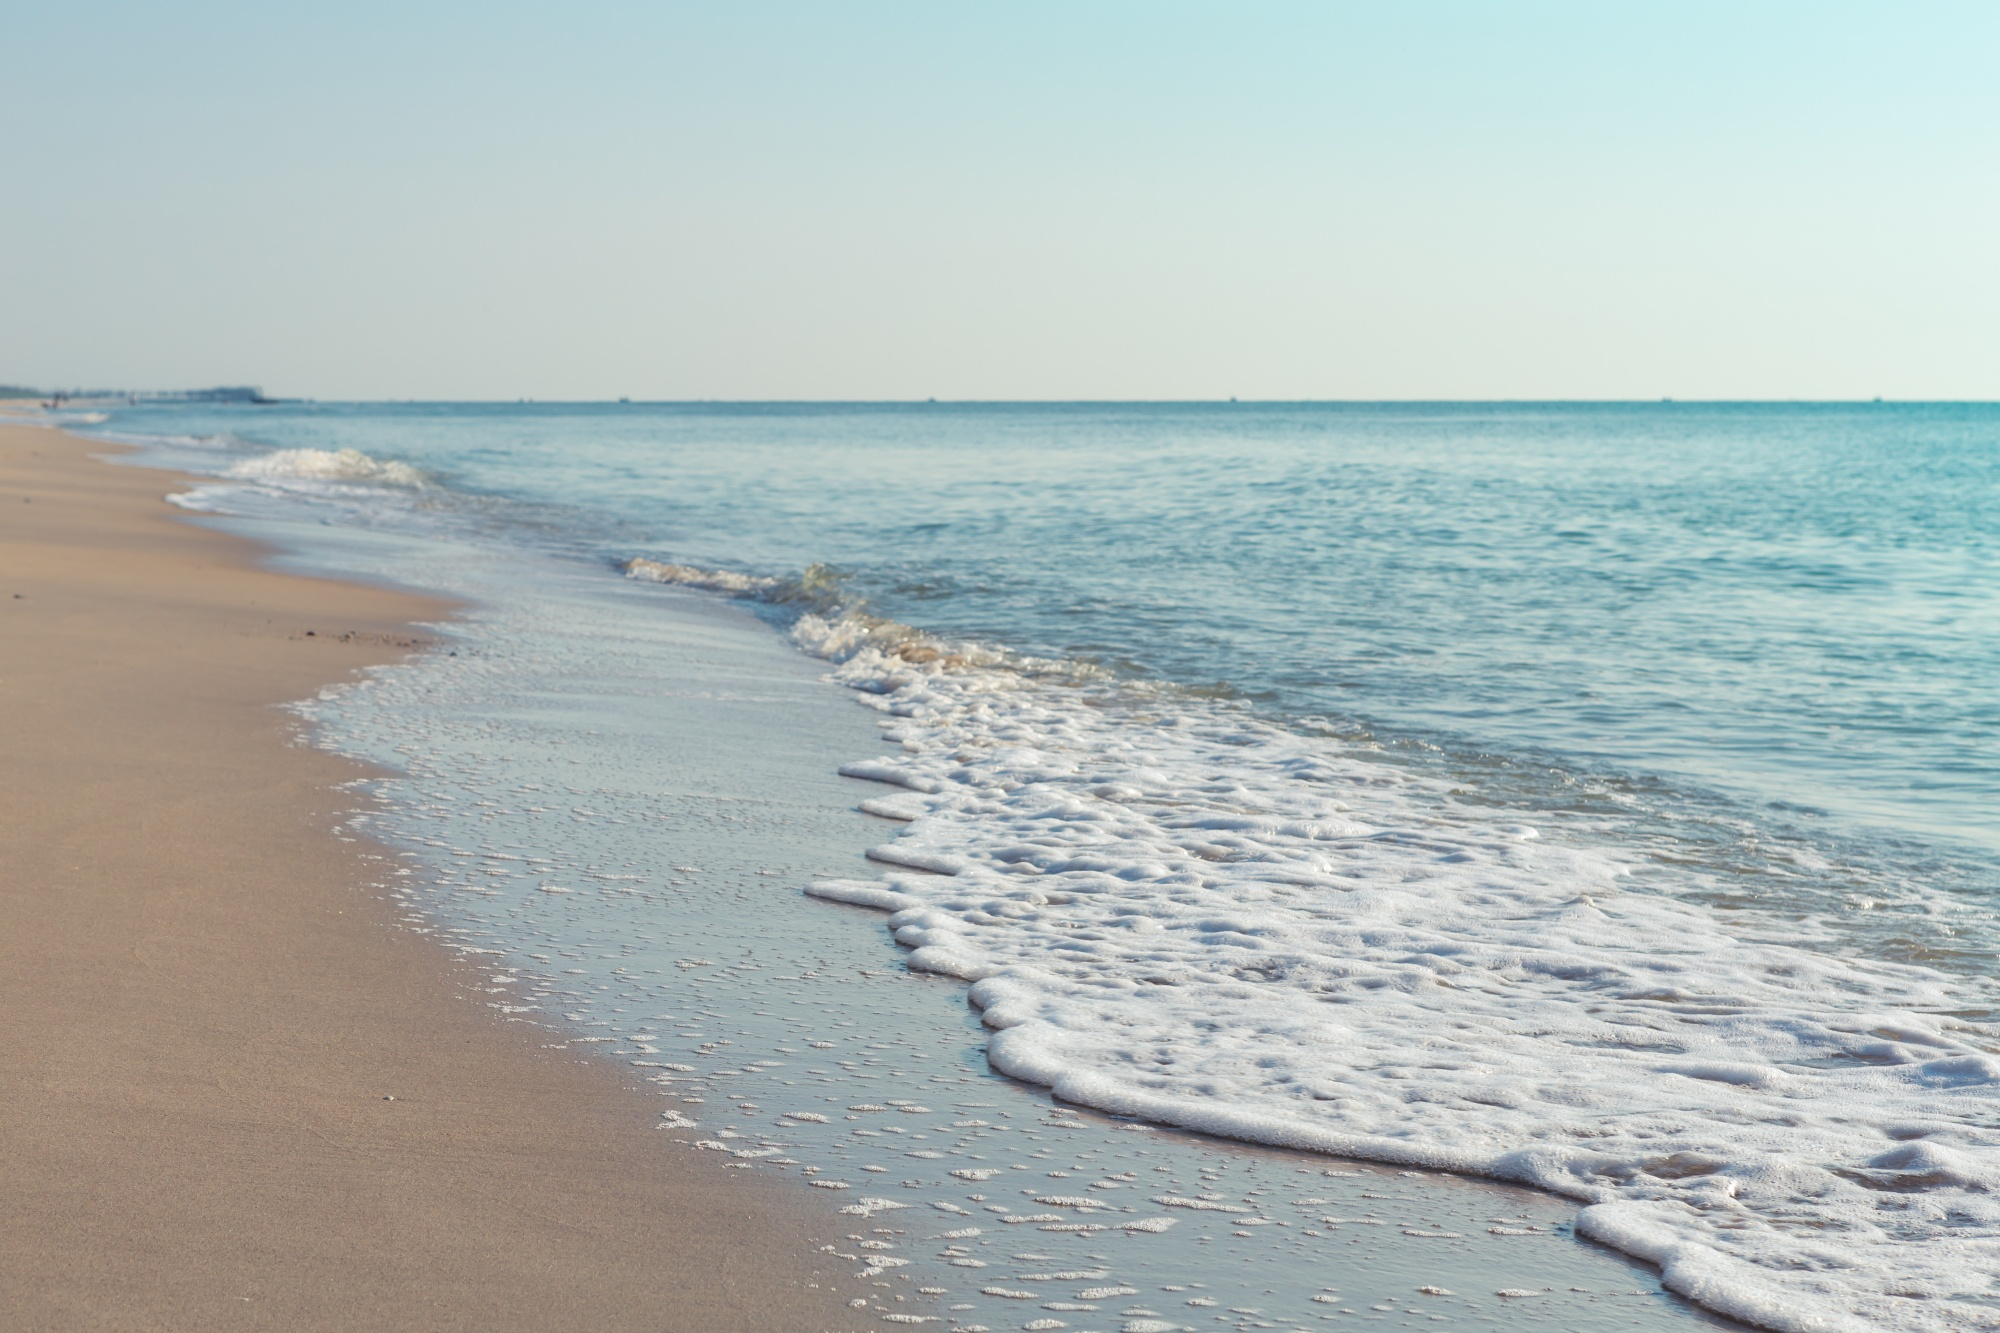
[624,557,781,595]
[227,446,427,487]
[787,610,2000,1333]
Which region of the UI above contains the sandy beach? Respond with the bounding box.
[0,420,862,1332]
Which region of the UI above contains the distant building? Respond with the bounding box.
[12,385,285,407]
[140,386,274,404]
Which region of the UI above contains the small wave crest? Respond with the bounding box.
[624,555,862,612]
[624,557,1094,676]
[93,429,247,452]
[623,557,782,596]
[623,557,966,666]
[228,446,427,487]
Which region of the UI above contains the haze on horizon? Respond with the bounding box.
[5,1,1996,403]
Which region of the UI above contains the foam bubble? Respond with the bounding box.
[623,558,780,595]
[797,629,2000,1333]
[227,446,427,487]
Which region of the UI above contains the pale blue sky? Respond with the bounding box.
[5,2,1996,399]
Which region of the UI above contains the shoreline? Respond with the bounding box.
[9,408,1772,1333]
[153,414,1751,1332]
[0,420,866,1331]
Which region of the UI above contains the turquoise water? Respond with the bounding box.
[90,400,2000,1329]
[105,400,2000,965]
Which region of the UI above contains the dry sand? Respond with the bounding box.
[0,421,864,1331]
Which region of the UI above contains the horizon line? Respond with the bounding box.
[23,392,1994,407]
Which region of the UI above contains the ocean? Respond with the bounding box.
[86,401,1999,1332]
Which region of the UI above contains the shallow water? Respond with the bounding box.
[90,401,2000,1331]
[215,518,1736,1332]
[104,401,2000,880]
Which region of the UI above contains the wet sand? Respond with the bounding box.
[0,420,863,1332]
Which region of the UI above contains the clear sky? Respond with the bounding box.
[5,2,1997,400]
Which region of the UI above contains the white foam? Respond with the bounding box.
[227,446,427,487]
[623,557,780,595]
[792,613,2000,1333]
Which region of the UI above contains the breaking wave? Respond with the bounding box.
[623,557,783,596]
[623,558,2000,1333]
[227,446,428,487]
